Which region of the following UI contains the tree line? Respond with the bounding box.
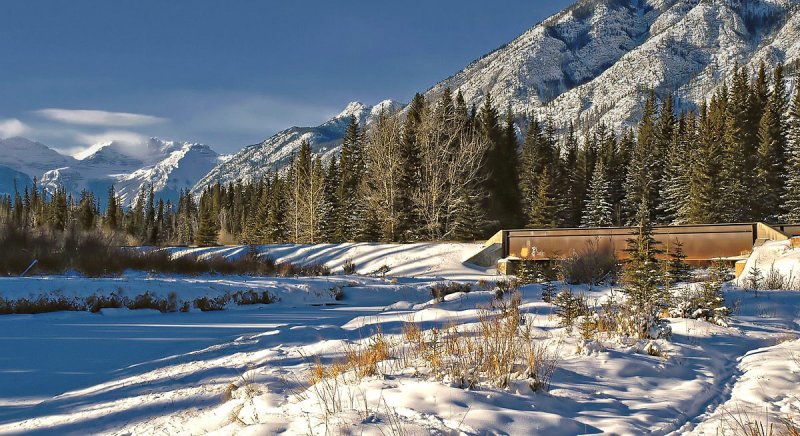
[1,62,799,246]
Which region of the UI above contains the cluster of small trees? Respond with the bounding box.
[0,180,202,246]
[552,208,730,340]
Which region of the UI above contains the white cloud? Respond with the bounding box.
[0,118,31,138]
[34,109,167,127]
[164,91,341,135]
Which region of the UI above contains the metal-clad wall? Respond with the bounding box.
[504,223,758,262]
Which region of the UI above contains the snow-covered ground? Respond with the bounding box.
[0,243,798,435]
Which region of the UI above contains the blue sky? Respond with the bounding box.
[0,1,573,155]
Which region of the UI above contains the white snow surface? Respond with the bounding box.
[0,243,798,435]
[166,242,490,279]
[738,239,800,286]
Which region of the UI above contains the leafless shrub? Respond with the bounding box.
[494,278,520,300]
[342,258,357,275]
[558,239,618,285]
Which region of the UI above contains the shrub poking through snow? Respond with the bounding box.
[342,258,357,275]
[429,281,472,302]
[194,295,229,311]
[231,289,276,305]
[541,280,558,303]
[303,294,561,403]
[329,286,345,301]
[669,263,731,326]
[553,288,590,330]
[8,294,86,314]
[369,265,391,278]
[559,238,617,285]
[764,262,791,290]
[494,278,520,300]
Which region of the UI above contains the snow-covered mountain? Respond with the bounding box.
[428,0,800,131]
[0,137,77,193]
[193,100,403,193]
[194,0,800,193]
[39,138,221,207]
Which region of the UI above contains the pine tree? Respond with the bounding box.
[106,185,118,231]
[756,103,784,222]
[398,93,424,240]
[562,122,583,226]
[718,69,752,222]
[477,92,506,230]
[581,159,613,227]
[527,168,558,228]
[688,99,724,223]
[622,92,658,224]
[660,112,691,224]
[77,190,96,231]
[336,115,366,241]
[621,197,669,339]
[783,75,800,221]
[666,239,691,285]
[519,116,554,226]
[195,193,219,246]
[320,158,341,241]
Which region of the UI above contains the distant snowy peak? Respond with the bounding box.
[0,137,76,178]
[38,137,219,207]
[193,99,404,193]
[335,99,403,121]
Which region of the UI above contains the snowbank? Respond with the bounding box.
[737,240,800,287]
[167,242,491,279]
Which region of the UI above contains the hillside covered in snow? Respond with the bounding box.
[0,136,221,207]
[192,0,800,190]
[193,100,402,193]
[428,0,800,132]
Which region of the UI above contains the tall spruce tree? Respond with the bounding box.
[477,93,506,230]
[398,93,424,240]
[581,159,613,227]
[106,185,118,231]
[621,197,668,339]
[783,75,800,221]
[527,168,558,228]
[756,101,785,222]
[336,115,366,241]
[195,192,219,246]
[622,92,658,224]
[660,111,692,224]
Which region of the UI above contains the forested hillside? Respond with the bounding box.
[2,63,798,246]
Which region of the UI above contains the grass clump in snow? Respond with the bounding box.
[719,404,800,436]
[296,292,561,428]
[404,293,560,391]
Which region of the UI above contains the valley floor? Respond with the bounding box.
[0,244,798,435]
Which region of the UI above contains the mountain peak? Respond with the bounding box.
[336,101,368,119]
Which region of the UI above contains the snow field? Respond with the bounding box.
[0,243,798,434]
